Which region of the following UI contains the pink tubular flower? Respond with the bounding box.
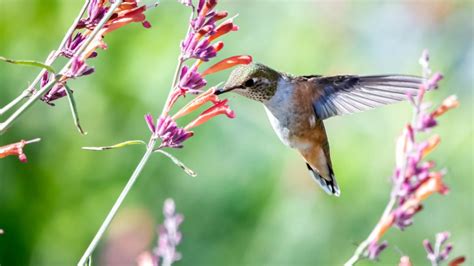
[172,88,218,119]
[184,99,235,130]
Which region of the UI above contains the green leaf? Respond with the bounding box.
[0,56,56,73]
[82,140,147,151]
[155,149,197,177]
[64,85,87,135]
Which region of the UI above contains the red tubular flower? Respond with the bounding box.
[172,88,219,120]
[209,18,239,42]
[202,55,252,76]
[184,99,235,130]
[102,0,151,34]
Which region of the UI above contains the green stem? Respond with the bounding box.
[78,14,188,262]
[0,0,122,134]
[77,137,157,266]
[0,79,57,134]
[0,0,91,116]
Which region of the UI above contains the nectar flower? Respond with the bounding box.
[184,99,235,130]
[145,114,193,149]
[202,55,252,76]
[172,88,219,120]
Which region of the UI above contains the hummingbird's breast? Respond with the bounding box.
[263,77,320,150]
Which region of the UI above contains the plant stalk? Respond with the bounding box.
[77,137,157,266]
[0,0,122,134]
[0,0,91,116]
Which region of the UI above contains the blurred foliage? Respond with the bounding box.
[0,0,473,265]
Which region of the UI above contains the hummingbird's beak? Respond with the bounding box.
[214,85,240,95]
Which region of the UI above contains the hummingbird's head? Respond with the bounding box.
[216,63,281,102]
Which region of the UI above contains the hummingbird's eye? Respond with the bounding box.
[244,78,256,87]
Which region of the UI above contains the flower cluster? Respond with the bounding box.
[137,199,184,266]
[180,0,238,61]
[362,50,459,260]
[41,0,154,104]
[422,232,466,265]
[145,0,251,149]
[0,138,40,163]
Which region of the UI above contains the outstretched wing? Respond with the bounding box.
[306,75,423,120]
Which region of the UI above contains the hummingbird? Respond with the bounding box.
[215,63,423,196]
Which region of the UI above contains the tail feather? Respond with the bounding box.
[306,163,340,196]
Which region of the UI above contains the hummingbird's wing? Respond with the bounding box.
[304,75,423,120]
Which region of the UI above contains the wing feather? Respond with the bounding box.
[311,75,423,120]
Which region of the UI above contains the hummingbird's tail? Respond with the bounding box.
[306,163,340,196]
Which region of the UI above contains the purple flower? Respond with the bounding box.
[137,199,184,266]
[61,33,87,58]
[41,71,50,88]
[154,199,184,266]
[366,241,388,261]
[145,114,193,148]
[423,232,458,265]
[178,0,233,61]
[178,65,207,92]
[41,83,67,105]
[392,204,422,230]
[426,72,443,90]
[77,0,108,30]
[66,57,95,78]
[41,57,94,105]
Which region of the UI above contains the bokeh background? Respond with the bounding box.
[0,0,473,265]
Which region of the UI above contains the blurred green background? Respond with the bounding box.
[0,0,472,265]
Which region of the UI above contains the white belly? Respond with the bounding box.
[263,78,315,151]
[264,106,291,147]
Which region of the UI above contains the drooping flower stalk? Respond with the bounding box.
[0,0,156,134]
[78,1,251,265]
[344,50,459,266]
